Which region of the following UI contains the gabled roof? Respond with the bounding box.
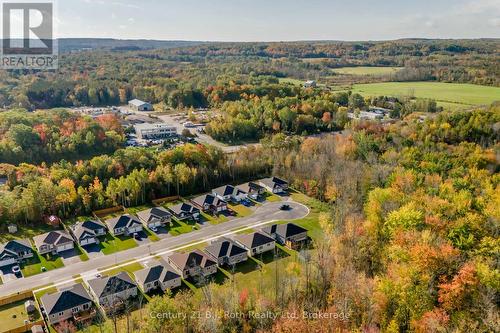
[136,207,171,223]
[88,272,137,298]
[168,202,199,215]
[106,214,141,230]
[81,220,106,231]
[0,239,32,255]
[213,185,246,197]
[191,194,226,207]
[129,99,150,106]
[72,220,106,241]
[259,177,288,189]
[262,223,307,238]
[237,181,264,193]
[40,283,92,315]
[168,250,216,271]
[134,261,180,285]
[205,240,246,259]
[235,231,275,249]
[33,231,73,249]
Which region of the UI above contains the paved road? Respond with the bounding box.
[156,114,261,153]
[0,200,308,297]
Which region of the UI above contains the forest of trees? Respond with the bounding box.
[0,109,124,164]
[0,39,498,110]
[22,103,494,333]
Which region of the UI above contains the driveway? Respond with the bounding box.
[0,264,22,282]
[59,249,82,265]
[0,200,309,297]
[81,243,105,259]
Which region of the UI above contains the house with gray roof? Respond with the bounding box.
[237,181,265,199]
[136,207,172,229]
[262,223,308,249]
[40,283,94,325]
[33,231,74,255]
[105,214,143,236]
[212,185,247,202]
[87,272,138,311]
[71,220,107,246]
[258,177,289,194]
[134,260,181,293]
[204,239,248,266]
[0,239,33,267]
[167,250,217,279]
[190,193,227,214]
[234,231,276,256]
[167,202,200,221]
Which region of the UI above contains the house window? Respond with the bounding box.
[83,303,89,310]
[59,312,64,316]
[154,281,159,287]
[72,307,80,313]
[259,246,263,250]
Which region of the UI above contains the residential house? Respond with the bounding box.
[87,272,138,311]
[0,239,33,267]
[262,223,308,249]
[204,239,248,266]
[168,203,200,221]
[190,194,227,214]
[237,181,265,200]
[134,260,181,293]
[33,231,74,255]
[136,207,172,229]
[212,185,247,202]
[105,214,143,236]
[234,231,276,256]
[258,177,289,194]
[40,283,95,325]
[167,250,217,279]
[71,220,107,246]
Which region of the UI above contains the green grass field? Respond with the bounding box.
[99,234,138,255]
[21,252,64,277]
[352,82,500,106]
[0,300,41,331]
[332,66,403,76]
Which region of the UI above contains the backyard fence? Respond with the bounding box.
[0,290,33,307]
[92,206,124,219]
[152,195,180,205]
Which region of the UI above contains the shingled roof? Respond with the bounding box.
[87,272,137,298]
[106,214,141,230]
[40,283,92,315]
[168,202,199,215]
[134,261,180,285]
[191,194,226,207]
[136,207,171,223]
[235,231,275,249]
[168,250,216,271]
[205,239,246,259]
[33,231,73,249]
[262,223,307,238]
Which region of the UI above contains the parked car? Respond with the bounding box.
[133,232,140,239]
[12,265,21,274]
[280,204,291,211]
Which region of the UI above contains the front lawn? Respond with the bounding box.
[199,212,228,225]
[143,227,160,242]
[228,203,253,217]
[22,252,64,277]
[264,192,282,202]
[99,234,138,255]
[100,261,144,277]
[75,245,90,261]
[168,218,198,236]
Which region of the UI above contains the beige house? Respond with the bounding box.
[134,260,181,293]
[234,231,276,256]
[87,272,138,312]
[40,283,94,325]
[167,250,218,279]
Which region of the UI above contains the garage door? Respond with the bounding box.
[0,258,16,267]
[57,243,74,252]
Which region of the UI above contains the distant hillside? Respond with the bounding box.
[58,38,206,52]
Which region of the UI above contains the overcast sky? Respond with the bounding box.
[55,0,500,41]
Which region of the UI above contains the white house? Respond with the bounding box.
[105,214,143,236]
[33,231,74,255]
[40,283,94,325]
[134,260,182,293]
[212,185,247,202]
[234,231,276,256]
